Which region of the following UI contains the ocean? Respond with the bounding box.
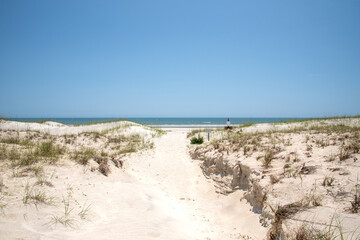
[6,117,305,126]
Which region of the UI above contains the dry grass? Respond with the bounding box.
[72,148,96,165]
[349,182,360,213]
[289,224,331,240]
[261,148,277,168]
[23,183,54,206]
[34,141,65,159]
[78,201,92,220]
[339,144,351,161]
[21,165,44,177]
[284,215,360,240]
[98,160,110,176]
[35,177,54,187]
[50,196,76,228]
[0,179,6,213]
[322,176,335,187]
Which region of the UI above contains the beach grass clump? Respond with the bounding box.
[288,224,332,240]
[8,147,21,162]
[34,141,65,163]
[322,176,335,187]
[339,145,351,161]
[0,179,4,193]
[267,200,310,240]
[34,177,54,187]
[153,128,166,137]
[0,136,20,145]
[350,183,360,213]
[89,131,102,141]
[283,215,360,240]
[107,135,127,143]
[0,134,34,147]
[116,134,153,155]
[0,193,6,213]
[266,200,346,240]
[72,148,96,165]
[50,196,76,228]
[261,148,276,168]
[0,144,7,160]
[0,179,6,211]
[17,151,37,166]
[147,126,166,137]
[23,183,54,206]
[190,136,204,144]
[78,202,92,220]
[128,133,142,143]
[118,143,137,154]
[21,164,44,176]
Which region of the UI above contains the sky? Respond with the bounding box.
[0,0,359,118]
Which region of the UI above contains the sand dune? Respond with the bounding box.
[0,121,265,240]
[2,118,359,239]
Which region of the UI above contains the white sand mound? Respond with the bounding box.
[0,119,151,136]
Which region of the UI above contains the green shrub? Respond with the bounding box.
[284,163,291,169]
[191,137,204,144]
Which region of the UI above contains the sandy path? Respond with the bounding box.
[127,129,267,239]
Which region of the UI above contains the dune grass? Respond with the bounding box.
[273,115,360,125]
[261,148,276,168]
[72,148,96,165]
[50,196,76,228]
[23,183,54,207]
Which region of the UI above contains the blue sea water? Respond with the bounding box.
[6,117,305,126]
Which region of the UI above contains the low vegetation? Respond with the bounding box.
[0,121,159,177]
[50,196,76,228]
[0,120,162,233]
[23,183,54,206]
[191,136,204,144]
[261,148,276,168]
[72,148,96,165]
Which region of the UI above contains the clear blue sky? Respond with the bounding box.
[1,0,359,118]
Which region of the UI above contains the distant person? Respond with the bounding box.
[226,118,232,135]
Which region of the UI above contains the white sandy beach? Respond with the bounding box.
[0,118,360,239]
[0,120,266,240]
